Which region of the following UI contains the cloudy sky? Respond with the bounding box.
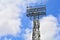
[0,0,60,40]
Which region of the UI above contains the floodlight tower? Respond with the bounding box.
[26,5,46,40]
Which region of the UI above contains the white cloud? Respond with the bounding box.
[26,0,47,4]
[4,37,12,40]
[4,38,8,40]
[57,14,60,23]
[0,0,22,37]
[23,15,59,40]
[23,28,32,40]
[40,15,57,40]
[0,0,46,37]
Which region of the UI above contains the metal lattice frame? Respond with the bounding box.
[26,5,46,40]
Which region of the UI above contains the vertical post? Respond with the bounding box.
[32,16,40,40]
[26,5,46,40]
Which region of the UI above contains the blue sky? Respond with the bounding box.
[0,0,60,40]
[47,0,60,16]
